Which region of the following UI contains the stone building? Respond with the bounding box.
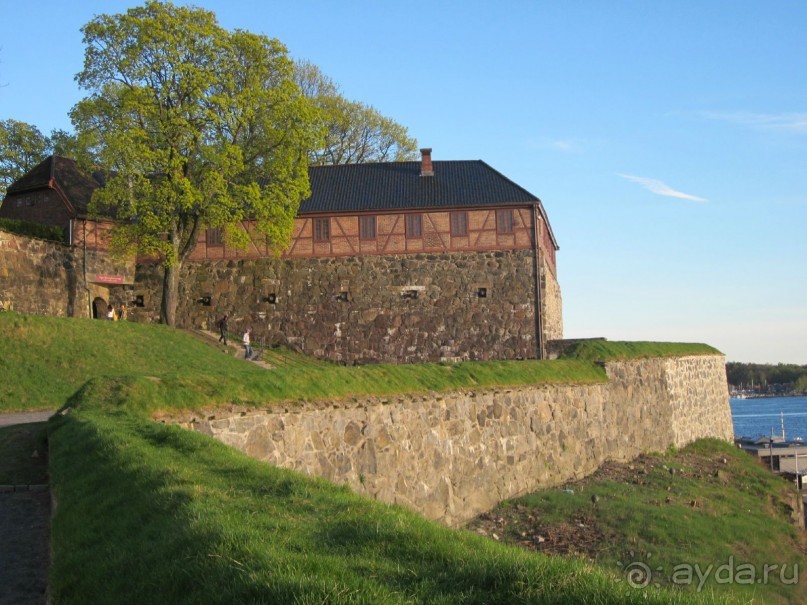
[1,149,562,363]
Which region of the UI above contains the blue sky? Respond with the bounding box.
[2,1,805,364]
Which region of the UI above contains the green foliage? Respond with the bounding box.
[47,406,730,604]
[559,339,721,362]
[0,217,65,242]
[0,312,606,413]
[48,129,95,166]
[296,60,418,165]
[71,1,322,324]
[0,118,52,197]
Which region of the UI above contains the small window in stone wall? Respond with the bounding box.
[360,215,376,240]
[314,217,330,242]
[206,227,223,247]
[406,214,422,239]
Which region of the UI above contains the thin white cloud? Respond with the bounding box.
[619,174,707,203]
[699,111,807,134]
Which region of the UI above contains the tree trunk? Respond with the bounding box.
[160,263,181,326]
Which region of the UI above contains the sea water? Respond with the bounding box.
[730,396,807,440]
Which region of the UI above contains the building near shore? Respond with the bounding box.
[0,149,562,363]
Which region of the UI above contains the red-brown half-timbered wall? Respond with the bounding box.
[70,218,117,252]
[188,207,555,268]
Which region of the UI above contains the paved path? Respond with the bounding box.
[0,412,53,605]
[0,489,49,605]
[0,411,54,428]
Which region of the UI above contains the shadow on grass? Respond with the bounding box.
[47,408,728,605]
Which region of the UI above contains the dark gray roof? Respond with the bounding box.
[303,161,541,213]
[6,156,558,248]
[6,155,103,217]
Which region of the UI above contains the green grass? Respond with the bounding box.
[0,422,49,484]
[47,401,732,604]
[0,312,607,413]
[484,440,806,604]
[559,340,721,362]
[258,344,334,368]
[1,311,745,603]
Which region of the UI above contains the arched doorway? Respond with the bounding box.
[92,297,108,319]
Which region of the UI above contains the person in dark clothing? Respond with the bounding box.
[217,314,229,345]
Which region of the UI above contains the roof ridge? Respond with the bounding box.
[474,160,559,250]
[475,160,539,202]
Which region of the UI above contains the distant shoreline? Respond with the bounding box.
[731,394,807,400]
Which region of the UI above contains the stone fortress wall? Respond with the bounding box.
[1,229,561,364]
[0,231,81,316]
[0,230,134,318]
[182,354,733,526]
[135,249,563,364]
[1,231,733,525]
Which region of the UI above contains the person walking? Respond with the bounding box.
[242,327,253,360]
[217,314,229,345]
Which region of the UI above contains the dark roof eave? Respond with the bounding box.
[297,201,538,216]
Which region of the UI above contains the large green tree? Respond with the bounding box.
[0,119,53,197]
[72,1,321,326]
[295,61,418,165]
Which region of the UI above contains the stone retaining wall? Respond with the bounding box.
[181,354,732,526]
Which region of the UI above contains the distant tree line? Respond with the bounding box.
[726,362,807,394]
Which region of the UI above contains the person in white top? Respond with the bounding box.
[242,328,253,360]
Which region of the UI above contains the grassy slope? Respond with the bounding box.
[1,313,738,603]
[0,312,608,413]
[472,440,806,605]
[47,401,729,605]
[560,339,721,361]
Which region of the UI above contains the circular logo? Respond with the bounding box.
[623,561,652,588]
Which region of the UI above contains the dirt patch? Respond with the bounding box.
[466,452,735,560]
[471,507,608,559]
